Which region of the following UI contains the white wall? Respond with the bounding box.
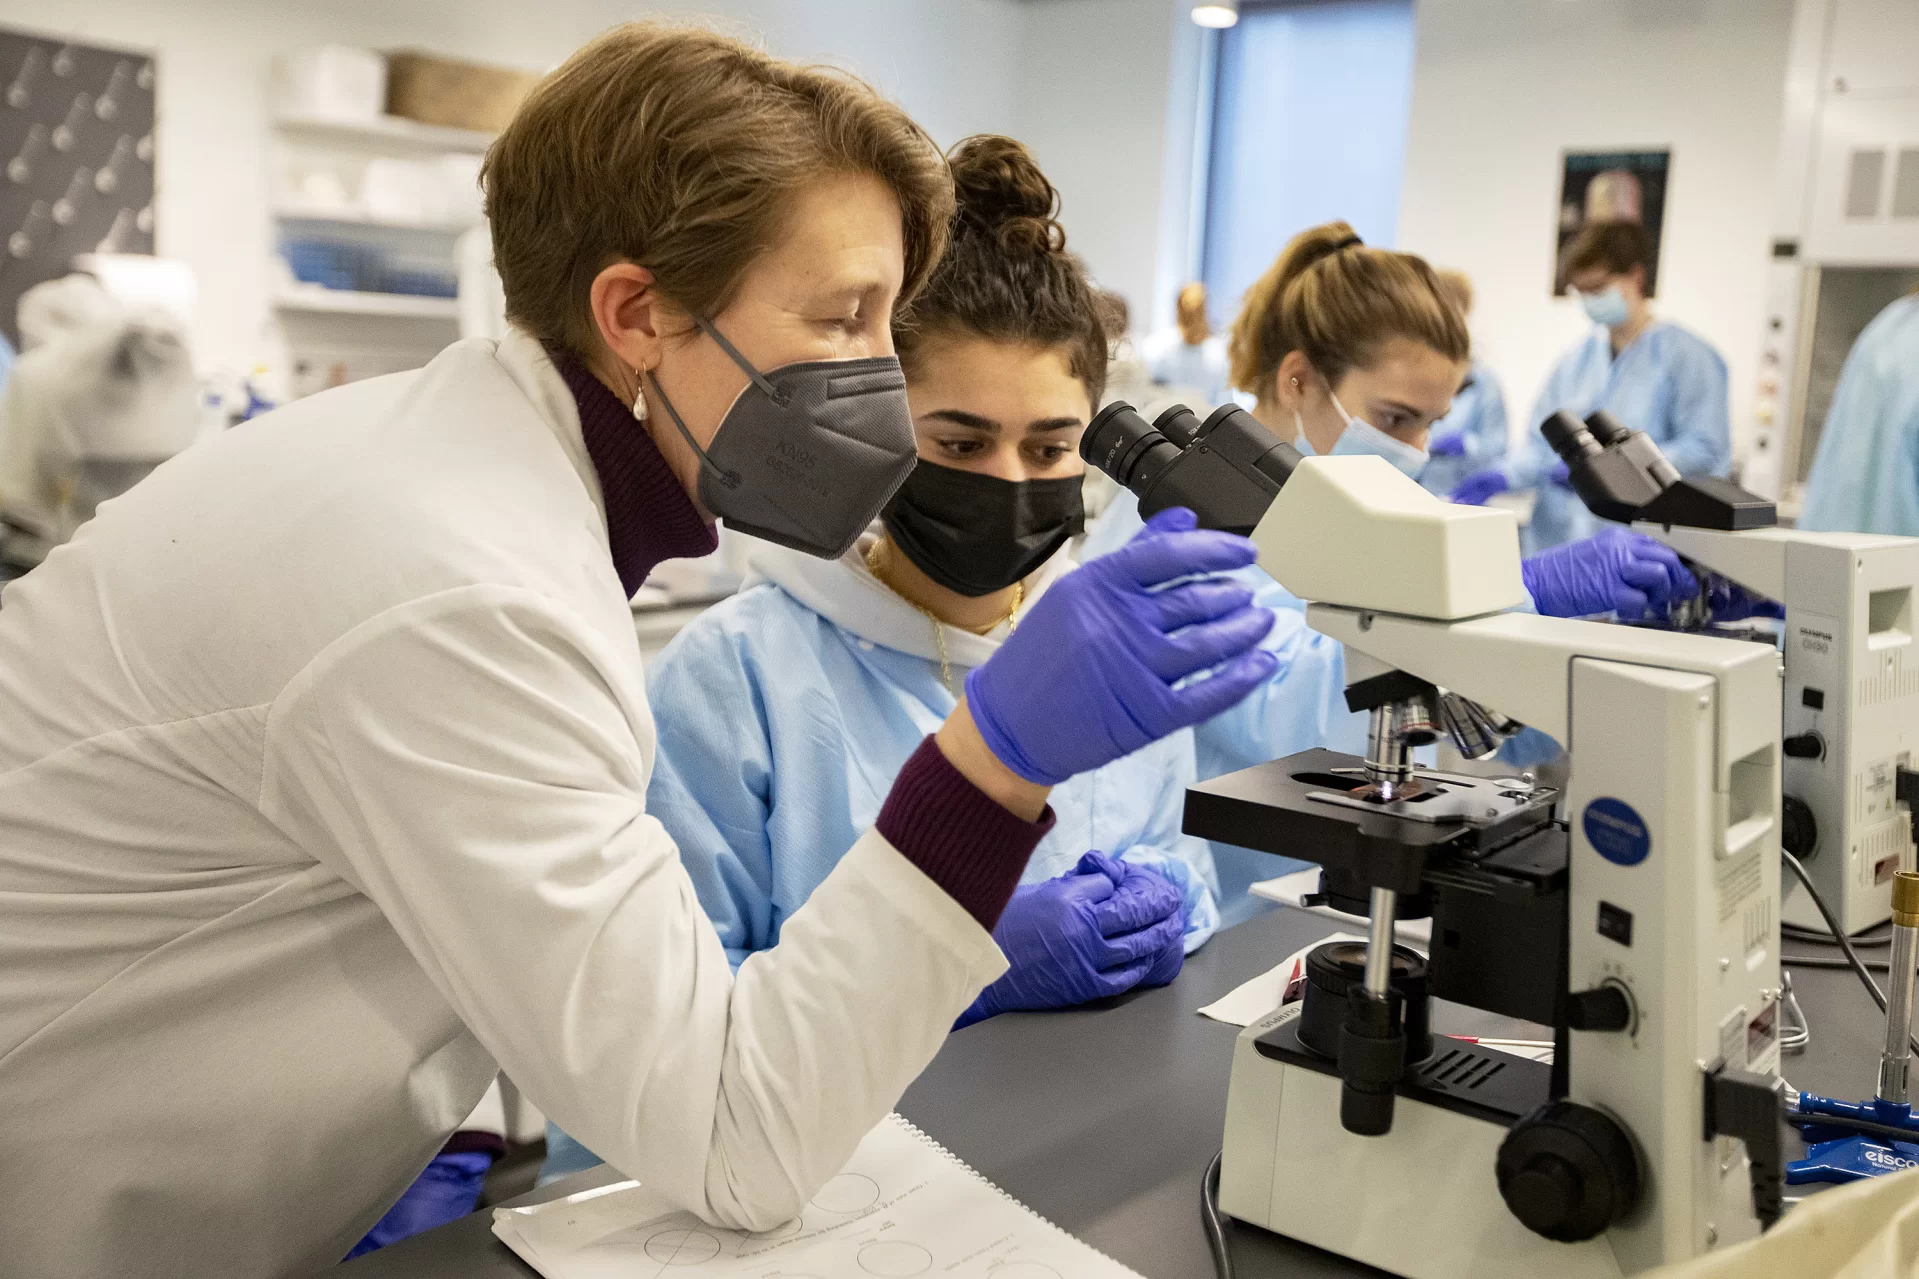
[1011,0,1196,335]
[1398,0,1796,460]
[0,0,1029,377]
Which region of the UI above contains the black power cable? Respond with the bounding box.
[1783,954,1899,972]
[1785,1111,1919,1148]
[1783,923,1893,949]
[1780,849,1919,1058]
[1202,1148,1235,1279]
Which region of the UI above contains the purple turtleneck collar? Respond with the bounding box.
[552,353,718,597]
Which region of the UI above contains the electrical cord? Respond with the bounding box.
[1781,849,1919,1058]
[1779,970,1810,1054]
[1202,1148,1234,1279]
[1785,1111,1919,1148]
[1783,954,1900,972]
[1783,923,1893,949]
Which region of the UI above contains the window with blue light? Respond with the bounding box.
[1200,0,1416,330]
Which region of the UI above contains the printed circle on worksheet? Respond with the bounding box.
[810,1172,881,1214]
[858,1239,933,1276]
[643,1227,722,1265]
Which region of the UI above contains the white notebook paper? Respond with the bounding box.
[491,1112,1144,1279]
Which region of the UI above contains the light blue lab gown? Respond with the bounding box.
[643,575,1221,966]
[1801,296,1919,536]
[1420,360,1509,499]
[1512,322,1730,553]
[1142,331,1231,410]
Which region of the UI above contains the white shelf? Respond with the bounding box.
[273,112,495,155]
[274,203,474,234]
[274,288,459,319]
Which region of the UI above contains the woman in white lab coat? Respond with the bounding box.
[0,25,1278,1276]
[543,136,1218,1183]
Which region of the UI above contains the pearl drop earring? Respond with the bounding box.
[631,367,648,423]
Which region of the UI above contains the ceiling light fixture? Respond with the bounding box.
[1191,1,1239,29]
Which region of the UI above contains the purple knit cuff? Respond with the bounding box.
[442,1130,507,1160]
[876,737,1056,931]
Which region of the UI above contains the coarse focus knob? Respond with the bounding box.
[1783,732,1824,760]
[1781,795,1817,860]
[1567,983,1633,1033]
[1497,1102,1641,1242]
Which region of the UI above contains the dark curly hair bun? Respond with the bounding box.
[948,134,1067,255]
[897,134,1104,402]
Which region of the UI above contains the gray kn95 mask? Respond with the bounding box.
[648,315,919,560]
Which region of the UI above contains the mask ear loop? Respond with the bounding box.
[691,314,791,408]
[646,368,742,492]
[643,313,783,492]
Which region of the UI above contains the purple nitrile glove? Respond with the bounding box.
[965,507,1277,786]
[1548,460,1573,487]
[346,1148,497,1258]
[1707,578,1786,622]
[1450,469,1510,506]
[957,852,1187,1028]
[1521,527,1700,620]
[1427,430,1468,458]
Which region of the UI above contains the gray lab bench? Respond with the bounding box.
[339,903,1889,1279]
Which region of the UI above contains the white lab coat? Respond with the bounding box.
[0,330,1008,1276]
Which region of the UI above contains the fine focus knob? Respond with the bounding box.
[1783,732,1825,760]
[1567,983,1633,1033]
[1781,794,1817,860]
[1497,1102,1641,1242]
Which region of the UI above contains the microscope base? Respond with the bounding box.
[1220,1006,1624,1279]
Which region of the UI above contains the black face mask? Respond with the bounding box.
[880,461,1086,598]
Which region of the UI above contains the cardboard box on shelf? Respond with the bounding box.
[384,51,537,135]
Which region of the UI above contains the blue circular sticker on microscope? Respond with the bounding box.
[1583,798,1651,866]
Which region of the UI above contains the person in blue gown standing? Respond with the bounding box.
[1801,291,1919,535]
[1451,221,1730,554]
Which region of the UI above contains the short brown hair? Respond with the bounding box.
[482,23,954,355]
[895,135,1107,405]
[1227,220,1468,399]
[1559,220,1651,285]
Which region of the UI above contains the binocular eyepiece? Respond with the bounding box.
[1080,400,1301,536]
[1540,408,1773,531]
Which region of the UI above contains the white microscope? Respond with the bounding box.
[1080,403,1788,1278]
[1540,410,1919,937]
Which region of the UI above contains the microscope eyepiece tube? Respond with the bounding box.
[1584,411,1632,447]
[1153,404,1201,449]
[1539,411,1604,465]
[1082,401,1181,494]
[1082,400,1299,534]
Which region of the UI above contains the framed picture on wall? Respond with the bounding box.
[1554,148,1669,297]
[0,27,156,350]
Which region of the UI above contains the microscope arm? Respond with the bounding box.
[1307,606,1780,795]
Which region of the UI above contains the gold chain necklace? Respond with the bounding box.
[865,541,1022,694]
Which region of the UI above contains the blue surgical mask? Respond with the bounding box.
[1295,392,1428,479]
[1577,285,1630,329]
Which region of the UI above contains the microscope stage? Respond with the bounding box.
[1185,748,1558,895]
